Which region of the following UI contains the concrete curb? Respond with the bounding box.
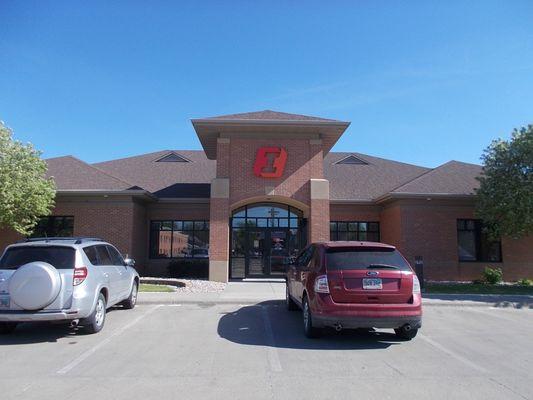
[137,294,533,309]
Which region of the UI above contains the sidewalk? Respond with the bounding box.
[138,281,533,308]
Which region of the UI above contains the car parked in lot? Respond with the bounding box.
[0,237,139,335]
[286,241,422,340]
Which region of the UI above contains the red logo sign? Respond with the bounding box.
[253,147,288,178]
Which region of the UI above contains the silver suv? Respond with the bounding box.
[0,237,140,334]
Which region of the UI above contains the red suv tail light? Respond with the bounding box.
[73,267,88,286]
[314,275,330,294]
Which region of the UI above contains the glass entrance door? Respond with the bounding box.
[229,203,306,279]
[246,229,289,277]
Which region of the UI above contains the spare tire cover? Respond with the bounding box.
[8,262,62,310]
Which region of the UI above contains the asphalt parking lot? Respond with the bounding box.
[1,301,532,400]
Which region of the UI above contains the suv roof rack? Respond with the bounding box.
[21,237,105,244]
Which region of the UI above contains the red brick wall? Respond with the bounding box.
[381,199,533,281]
[227,138,323,205]
[330,204,381,222]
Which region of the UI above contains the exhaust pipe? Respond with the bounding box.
[69,319,79,328]
[334,323,343,332]
[403,324,412,331]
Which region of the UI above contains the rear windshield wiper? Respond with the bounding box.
[367,264,399,269]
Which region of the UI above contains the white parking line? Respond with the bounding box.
[419,333,488,373]
[260,305,283,373]
[57,305,163,375]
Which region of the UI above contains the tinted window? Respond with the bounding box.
[297,246,313,268]
[0,246,75,270]
[106,245,124,266]
[83,246,99,265]
[95,245,112,265]
[325,247,412,271]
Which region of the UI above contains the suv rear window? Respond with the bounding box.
[326,247,412,271]
[0,246,76,270]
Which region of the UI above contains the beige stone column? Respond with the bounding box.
[209,178,230,282]
[309,178,330,243]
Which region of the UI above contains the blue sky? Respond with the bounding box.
[1,1,532,167]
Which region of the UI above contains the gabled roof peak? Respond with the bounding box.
[154,152,190,163]
[335,154,369,165]
[199,109,340,122]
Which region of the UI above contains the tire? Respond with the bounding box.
[286,283,298,311]
[122,281,138,310]
[82,293,107,334]
[394,326,418,340]
[302,296,321,338]
[0,322,18,334]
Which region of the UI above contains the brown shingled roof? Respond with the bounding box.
[49,151,481,202]
[390,160,482,195]
[46,156,135,191]
[325,153,430,202]
[202,109,338,122]
[93,150,216,195]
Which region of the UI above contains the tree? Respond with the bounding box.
[0,122,56,235]
[475,124,533,239]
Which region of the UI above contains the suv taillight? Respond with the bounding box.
[314,275,330,294]
[73,267,88,286]
[412,275,421,294]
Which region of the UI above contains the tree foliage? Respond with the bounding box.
[0,122,56,235]
[475,124,533,239]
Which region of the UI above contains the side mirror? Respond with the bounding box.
[124,258,135,267]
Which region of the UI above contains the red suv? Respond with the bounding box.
[286,241,422,340]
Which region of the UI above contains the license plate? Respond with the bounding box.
[363,278,382,290]
[0,295,10,309]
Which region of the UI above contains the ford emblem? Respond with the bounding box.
[367,271,379,276]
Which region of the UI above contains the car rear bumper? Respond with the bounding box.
[311,293,422,329]
[0,309,82,322]
[313,314,422,329]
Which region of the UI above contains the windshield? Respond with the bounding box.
[0,246,76,270]
[326,247,412,271]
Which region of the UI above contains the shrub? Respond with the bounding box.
[483,267,503,285]
[517,278,533,286]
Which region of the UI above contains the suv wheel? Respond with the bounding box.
[302,296,321,338]
[286,283,298,311]
[122,281,138,310]
[83,293,107,334]
[0,322,18,334]
[394,325,418,340]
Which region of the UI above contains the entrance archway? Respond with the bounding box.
[229,202,307,279]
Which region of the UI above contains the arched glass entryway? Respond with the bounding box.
[230,203,307,279]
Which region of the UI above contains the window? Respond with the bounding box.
[106,245,125,266]
[0,246,75,270]
[457,219,502,262]
[30,216,74,238]
[95,245,113,265]
[325,247,412,271]
[330,221,380,242]
[83,246,99,265]
[150,220,209,259]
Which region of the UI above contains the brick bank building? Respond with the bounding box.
[1,111,532,282]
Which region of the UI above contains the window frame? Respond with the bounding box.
[457,219,503,263]
[329,221,380,242]
[149,219,210,259]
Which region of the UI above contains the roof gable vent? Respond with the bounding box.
[335,155,368,165]
[155,152,190,163]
